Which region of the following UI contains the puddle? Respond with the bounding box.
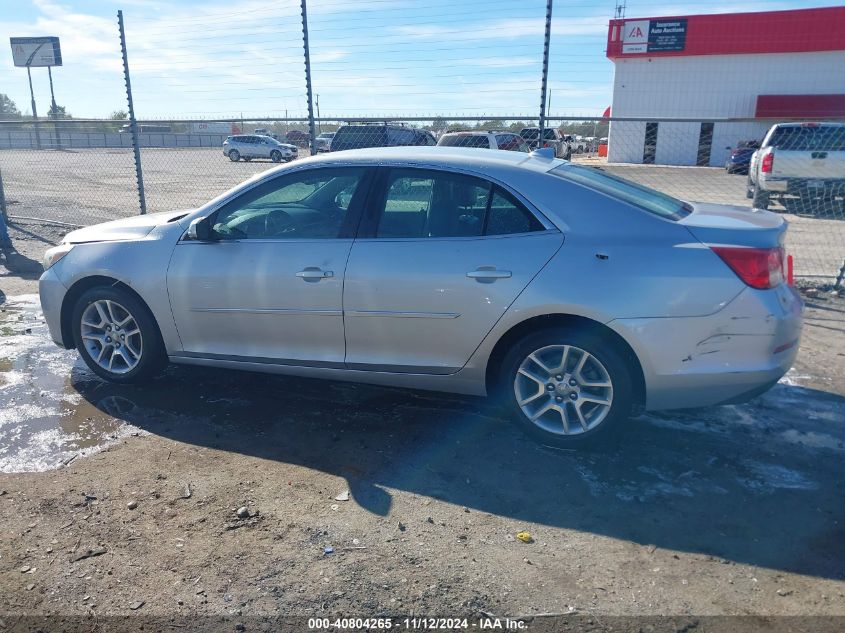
[0,295,137,472]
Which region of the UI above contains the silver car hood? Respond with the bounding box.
[63,210,191,244]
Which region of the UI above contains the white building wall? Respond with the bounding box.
[608,50,845,165]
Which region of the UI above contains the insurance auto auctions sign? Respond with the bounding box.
[9,37,62,67]
[622,19,687,54]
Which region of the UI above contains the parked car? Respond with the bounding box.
[725,140,760,174]
[223,135,298,163]
[285,130,310,148]
[437,131,530,152]
[747,122,845,212]
[40,147,802,448]
[519,127,571,159]
[563,135,586,154]
[329,123,436,152]
[313,132,335,153]
[253,128,280,141]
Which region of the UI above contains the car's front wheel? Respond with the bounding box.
[270,150,282,163]
[72,287,166,383]
[499,328,633,447]
[228,149,240,162]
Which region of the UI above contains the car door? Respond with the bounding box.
[167,166,371,366]
[343,167,564,374]
[257,137,273,159]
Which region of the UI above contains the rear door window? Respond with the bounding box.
[375,169,546,238]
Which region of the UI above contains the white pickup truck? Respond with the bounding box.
[747,122,845,214]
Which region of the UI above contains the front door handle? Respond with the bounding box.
[296,267,334,281]
[467,267,512,282]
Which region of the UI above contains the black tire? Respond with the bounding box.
[751,184,769,209]
[71,286,167,383]
[270,150,282,163]
[228,149,240,162]
[497,327,633,448]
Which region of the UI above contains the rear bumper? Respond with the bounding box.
[761,177,845,197]
[610,284,803,411]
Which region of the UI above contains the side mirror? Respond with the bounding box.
[186,217,216,241]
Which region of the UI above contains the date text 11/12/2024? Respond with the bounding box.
[307,617,528,630]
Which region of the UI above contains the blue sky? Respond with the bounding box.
[0,0,841,120]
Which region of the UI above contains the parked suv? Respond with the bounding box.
[329,123,436,152]
[748,122,845,213]
[437,131,530,152]
[519,127,571,159]
[223,135,298,163]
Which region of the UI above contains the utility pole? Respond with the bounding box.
[301,0,317,154]
[0,161,11,249]
[118,10,147,215]
[316,93,321,133]
[538,0,553,144]
[48,66,61,148]
[26,66,42,149]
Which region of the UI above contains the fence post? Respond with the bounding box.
[301,0,318,154]
[118,10,147,215]
[538,0,553,142]
[0,160,11,249]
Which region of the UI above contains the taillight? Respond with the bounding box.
[761,152,774,173]
[711,246,784,289]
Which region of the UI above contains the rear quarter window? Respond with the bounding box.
[550,164,691,221]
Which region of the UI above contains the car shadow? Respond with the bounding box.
[71,363,845,581]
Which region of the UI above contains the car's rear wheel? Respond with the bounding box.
[228,149,240,162]
[499,328,633,447]
[72,287,166,383]
[751,184,769,209]
[270,150,282,163]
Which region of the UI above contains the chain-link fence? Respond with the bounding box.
[2,115,843,284]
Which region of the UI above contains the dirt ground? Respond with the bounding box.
[1,260,844,631]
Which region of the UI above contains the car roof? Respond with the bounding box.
[441,131,494,136]
[297,146,563,175]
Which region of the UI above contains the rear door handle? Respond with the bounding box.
[296,267,334,280]
[467,267,512,282]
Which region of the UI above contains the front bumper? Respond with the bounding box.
[39,267,70,348]
[610,284,803,411]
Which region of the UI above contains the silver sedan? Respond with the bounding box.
[39,147,803,447]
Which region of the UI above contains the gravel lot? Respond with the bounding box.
[0,275,844,629]
[1,147,843,281]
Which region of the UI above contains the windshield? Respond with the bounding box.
[550,164,691,220]
[767,125,845,151]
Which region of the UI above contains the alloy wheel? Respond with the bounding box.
[80,300,143,374]
[513,344,613,435]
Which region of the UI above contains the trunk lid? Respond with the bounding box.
[679,202,786,248]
